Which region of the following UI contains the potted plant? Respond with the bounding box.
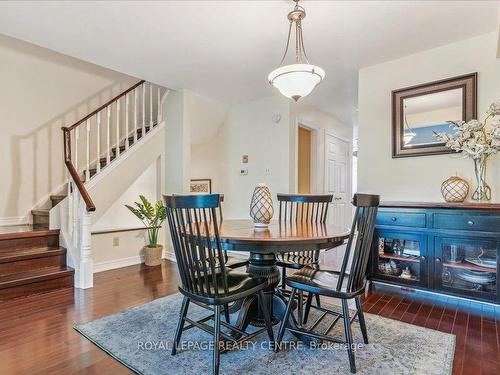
[125,195,166,266]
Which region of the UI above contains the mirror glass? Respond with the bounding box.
[402,88,463,148]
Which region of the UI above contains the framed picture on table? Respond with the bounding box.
[189,179,212,195]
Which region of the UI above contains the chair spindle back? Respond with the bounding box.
[164,194,229,297]
[277,194,333,262]
[336,193,379,294]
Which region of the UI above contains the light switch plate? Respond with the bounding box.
[242,155,248,163]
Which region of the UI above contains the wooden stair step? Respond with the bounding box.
[31,209,50,229]
[99,154,117,167]
[0,247,66,276]
[50,195,66,207]
[0,228,59,252]
[0,246,65,263]
[31,209,49,216]
[0,266,74,301]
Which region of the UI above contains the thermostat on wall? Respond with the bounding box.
[240,169,248,176]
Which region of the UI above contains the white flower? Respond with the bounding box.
[466,119,483,131]
[488,99,500,115]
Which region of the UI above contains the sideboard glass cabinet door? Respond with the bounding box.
[372,230,428,287]
[433,236,498,301]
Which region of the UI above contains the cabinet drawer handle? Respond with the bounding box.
[420,256,426,261]
[391,217,397,222]
[435,257,442,263]
[467,220,474,226]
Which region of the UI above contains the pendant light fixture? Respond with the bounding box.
[268,0,325,102]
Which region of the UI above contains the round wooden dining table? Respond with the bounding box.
[216,219,350,333]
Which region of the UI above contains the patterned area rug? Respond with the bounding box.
[75,293,455,375]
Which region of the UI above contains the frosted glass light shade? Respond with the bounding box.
[268,63,325,102]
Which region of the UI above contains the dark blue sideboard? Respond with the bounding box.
[370,202,500,304]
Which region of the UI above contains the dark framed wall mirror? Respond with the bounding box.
[392,73,477,158]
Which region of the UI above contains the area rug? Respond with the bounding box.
[74,293,455,375]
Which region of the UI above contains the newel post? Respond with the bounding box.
[78,206,94,289]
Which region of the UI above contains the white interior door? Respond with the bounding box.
[321,133,352,271]
[324,133,350,228]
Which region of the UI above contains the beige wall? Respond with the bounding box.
[358,32,500,202]
[0,34,136,222]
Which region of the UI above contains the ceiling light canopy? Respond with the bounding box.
[268,0,325,102]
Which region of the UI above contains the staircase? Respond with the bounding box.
[0,228,73,301]
[0,80,167,300]
[30,124,156,229]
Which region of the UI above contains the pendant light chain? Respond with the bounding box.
[278,20,294,67]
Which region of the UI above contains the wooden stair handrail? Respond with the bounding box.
[61,79,147,212]
[63,128,95,211]
[62,80,145,132]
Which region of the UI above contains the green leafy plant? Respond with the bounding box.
[125,195,166,248]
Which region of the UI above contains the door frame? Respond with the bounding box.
[294,117,320,193]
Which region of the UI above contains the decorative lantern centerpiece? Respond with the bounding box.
[250,183,274,228]
[440,176,469,203]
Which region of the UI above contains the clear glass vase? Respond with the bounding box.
[472,156,491,201]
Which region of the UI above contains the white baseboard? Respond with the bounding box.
[0,216,29,226]
[94,252,176,273]
[163,250,176,262]
[94,255,144,273]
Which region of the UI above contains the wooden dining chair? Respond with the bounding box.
[275,193,379,373]
[164,194,274,375]
[276,193,333,307]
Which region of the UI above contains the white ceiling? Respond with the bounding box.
[0,1,498,125]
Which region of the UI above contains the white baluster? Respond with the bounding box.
[96,112,101,173]
[72,189,80,248]
[85,120,90,181]
[78,205,93,289]
[106,106,111,165]
[142,83,146,136]
[149,82,153,126]
[125,93,130,150]
[157,86,161,124]
[75,127,79,170]
[134,89,138,143]
[67,178,73,236]
[116,99,121,157]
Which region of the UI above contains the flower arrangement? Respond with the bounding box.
[435,100,500,201]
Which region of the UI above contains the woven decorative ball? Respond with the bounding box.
[441,176,469,202]
[249,183,274,227]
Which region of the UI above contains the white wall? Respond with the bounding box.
[164,90,190,194]
[191,136,224,194]
[221,96,291,219]
[186,94,354,219]
[0,34,136,223]
[91,159,161,232]
[188,91,227,194]
[358,32,500,202]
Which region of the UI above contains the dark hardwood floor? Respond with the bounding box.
[0,260,498,374]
